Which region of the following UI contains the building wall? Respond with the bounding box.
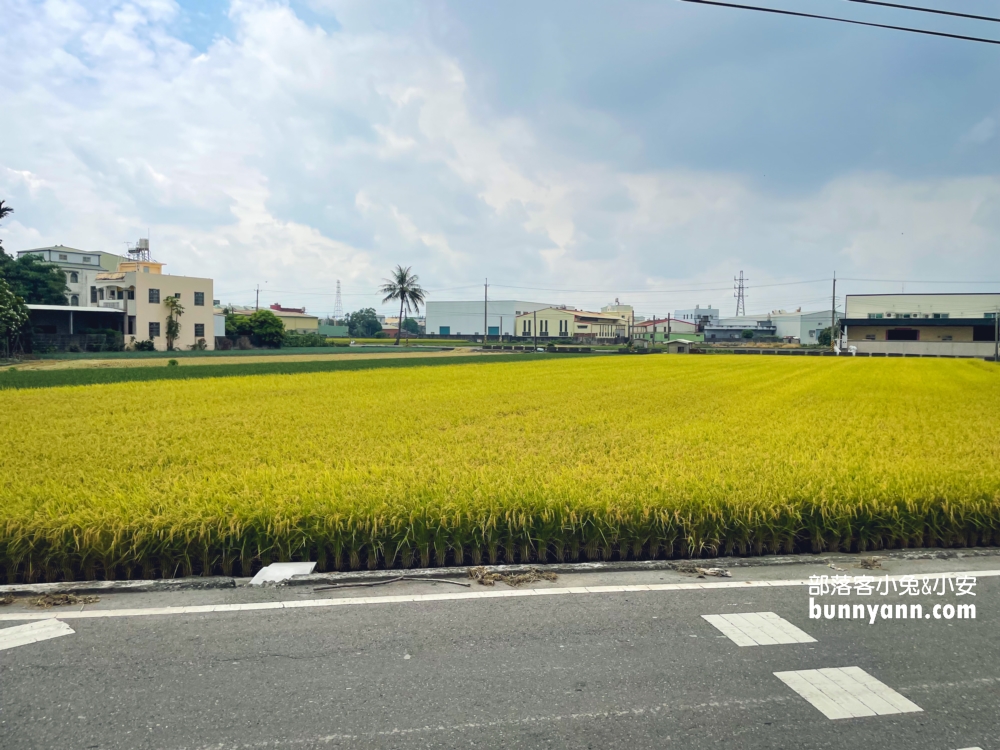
[847,325,977,343]
[130,273,215,351]
[425,300,551,336]
[273,313,319,333]
[845,294,1000,319]
[850,341,996,357]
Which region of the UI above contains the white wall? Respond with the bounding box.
[845,294,1000,319]
[425,300,552,336]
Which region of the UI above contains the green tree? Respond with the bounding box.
[817,327,832,346]
[346,308,382,338]
[248,309,285,347]
[379,265,426,346]
[401,317,420,334]
[0,250,68,304]
[163,295,185,350]
[225,311,255,337]
[0,276,30,358]
[741,329,755,339]
[0,200,11,251]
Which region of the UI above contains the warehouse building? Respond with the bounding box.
[425,300,552,337]
[514,307,629,343]
[842,293,1000,357]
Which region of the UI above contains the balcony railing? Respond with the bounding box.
[100,300,125,310]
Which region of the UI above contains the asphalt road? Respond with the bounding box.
[1,557,997,750]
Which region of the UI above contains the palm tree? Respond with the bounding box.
[163,295,185,350]
[379,265,426,346]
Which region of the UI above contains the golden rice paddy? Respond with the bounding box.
[2,356,998,582]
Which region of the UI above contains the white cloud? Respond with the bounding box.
[1,0,997,318]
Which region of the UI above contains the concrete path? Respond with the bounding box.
[1,555,995,750]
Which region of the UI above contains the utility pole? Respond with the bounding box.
[831,272,837,352]
[484,278,488,344]
[533,309,537,350]
[255,284,260,311]
[994,306,999,362]
[734,271,747,317]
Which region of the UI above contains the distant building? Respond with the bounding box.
[842,293,1000,357]
[601,300,645,324]
[632,318,703,342]
[704,319,777,342]
[425,300,551,337]
[17,246,126,307]
[515,307,629,343]
[20,242,214,351]
[228,304,319,334]
[317,324,349,337]
[673,305,719,329]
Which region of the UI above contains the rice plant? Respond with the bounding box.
[1,356,998,582]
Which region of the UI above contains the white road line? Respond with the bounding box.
[702,612,815,646]
[775,667,922,720]
[0,619,74,650]
[0,568,996,623]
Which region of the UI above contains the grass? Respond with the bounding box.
[1,356,998,583]
[0,352,554,390]
[31,345,453,360]
[326,337,472,346]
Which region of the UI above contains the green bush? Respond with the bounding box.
[284,332,333,348]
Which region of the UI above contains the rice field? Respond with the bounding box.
[1,356,999,582]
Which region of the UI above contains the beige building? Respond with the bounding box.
[95,259,215,351]
[515,307,629,342]
[843,293,999,357]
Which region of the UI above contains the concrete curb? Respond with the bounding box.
[0,576,236,597]
[286,547,1000,587]
[2,547,997,596]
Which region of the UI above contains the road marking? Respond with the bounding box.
[702,612,816,646]
[0,619,74,650]
[0,569,996,622]
[774,667,922,720]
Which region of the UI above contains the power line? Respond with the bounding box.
[678,0,1000,45]
[844,0,1000,24]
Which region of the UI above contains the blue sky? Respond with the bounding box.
[1,0,998,318]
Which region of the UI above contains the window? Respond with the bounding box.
[149,322,160,338]
[174,292,181,299]
[941,335,953,341]
[69,272,78,283]
[149,288,160,303]
[578,324,588,330]
[932,313,949,319]
[70,295,79,306]
[194,292,205,306]
[867,313,883,319]
[194,323,205,338]
[986,313,997,320]
[864,334,876,341]
[90,286,97,303]
[58,253,68,261]
[98,288,104,300]
[887,329,919,341]
[143,267,150,273]
[83,256,91,263]
[127,290,135,300]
